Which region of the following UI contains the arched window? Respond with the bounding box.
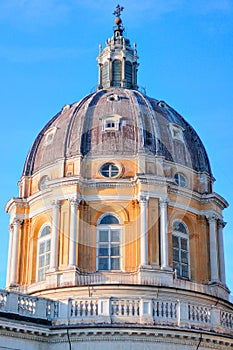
[172,221,190,279]
[97,214,121,271]
[37,225,51,282]
[112,60,121,87]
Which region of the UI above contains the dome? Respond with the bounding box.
[23,88,211,177]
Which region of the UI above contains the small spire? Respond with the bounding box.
[113,4,124,35]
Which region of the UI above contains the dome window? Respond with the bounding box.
[37,224,51,282]
[100,163,119,178]
[107,94,120,102]
[174,173,186,187]
[44,127,57,145]
[101,114,122,131]
[157,100,168,108]
[38,175,50,191]
[169,123,184,142]
[97,213,121,271]
[172,221,190,279]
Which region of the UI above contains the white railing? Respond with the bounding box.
[1,289,233,335]
[0,291,56,320]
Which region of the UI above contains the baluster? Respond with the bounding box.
[129,300,133,316]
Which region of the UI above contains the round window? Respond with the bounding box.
[38,175,50,191]
[174,173,186,187]
[100,163,119,178]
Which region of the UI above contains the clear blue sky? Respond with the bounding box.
[0,1,233,291]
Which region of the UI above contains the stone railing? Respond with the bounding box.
[0,290,56,321]
[0,290,233,335]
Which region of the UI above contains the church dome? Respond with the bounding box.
[23,88,211,177]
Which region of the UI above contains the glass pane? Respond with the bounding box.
[173,262,180,276]
[39,242,45,254]
[40,225,50,237]
[181,251,188,263]
[111,230,120,242]
[172,248,179,262]
[46,239,51,252]
[39,255,45,268]
[182,264,189,278]
[99,230,108,242]
[99,245,109,256]
[111,244,120,256]
[173,222,186,234]
[172,235,179,248]
[38,270,44,282]
[110,164,119,176]
[181,238,188,250]
[45,253,50,265]
[111,258,120,270]
[100,215,119,225]
[98,258,109,270]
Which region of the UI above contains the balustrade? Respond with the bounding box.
[221,311,233,329]
[1,289,233,334]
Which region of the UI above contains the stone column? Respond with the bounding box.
[159,199,169,269]
[139,196,149,266]
[50,200,61,271]
[98,63,103,90]
[218,220,226,284]
[6,224,14,287]
[69,198,79,267]
[207,214,219,282]
[10,218,23,285]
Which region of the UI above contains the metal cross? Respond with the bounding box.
[113,4,124,18]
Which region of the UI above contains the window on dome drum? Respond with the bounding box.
[174,173,186,187]
[97,214,121,271]
[112,59,121,86]
[38,175,50,191]
[100,163,119,178]
[172,221,190,279]
[37,225,51,282]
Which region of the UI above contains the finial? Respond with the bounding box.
[113,4,124,26]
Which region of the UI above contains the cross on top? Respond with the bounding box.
[113,4,124,18]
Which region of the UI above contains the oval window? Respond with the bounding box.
[100,163,119,178]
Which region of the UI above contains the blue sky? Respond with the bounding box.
[0,0,233,291]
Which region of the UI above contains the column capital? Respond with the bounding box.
[139,195,149,204]
[51,199,61,208]
[159,197,169,207]
[218,220,227,229]
[12,218,23,227]
[69,197,80,207]
[206,213,218,223]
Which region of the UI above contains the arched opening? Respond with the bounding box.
[172,221,190,279]
[97,213,121,271]
[37,224,51,281]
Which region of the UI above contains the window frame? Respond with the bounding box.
[99,162,120,178]
[172,220,190,280]
[174,172,187,188]
[96,214,122,272]
[37,224,51,282]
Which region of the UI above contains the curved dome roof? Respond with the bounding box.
[23,87,211,177]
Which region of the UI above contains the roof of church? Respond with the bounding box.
[23,87,211,176]
[22,7,212,177]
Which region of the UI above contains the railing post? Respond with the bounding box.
[140,298,153,324]
[98,297,111,323]
[211,306,221,331]
[178,300,189,328]
[6,292,18,314]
